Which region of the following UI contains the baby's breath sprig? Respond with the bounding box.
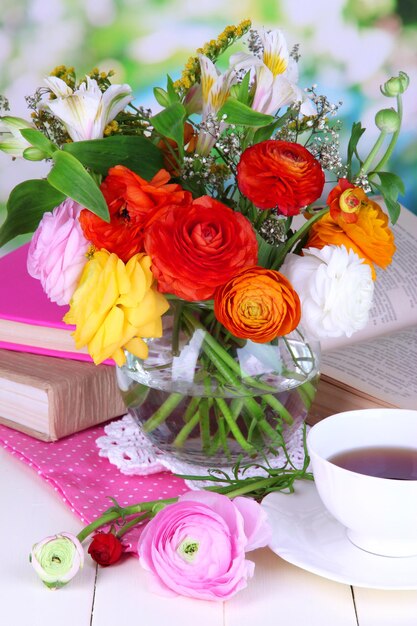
[0,95,10,113]
[174,19,252,94]
[25,89,70,146]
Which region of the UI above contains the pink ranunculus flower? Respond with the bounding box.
[138,491,271,601]
[27,198,90,305]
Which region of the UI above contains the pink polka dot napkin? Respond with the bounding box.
[0,422,188,553]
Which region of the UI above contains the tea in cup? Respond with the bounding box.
[307,408,417,557]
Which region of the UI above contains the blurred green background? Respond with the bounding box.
[1,0,416,223]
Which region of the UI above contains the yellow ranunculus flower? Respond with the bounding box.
[63,250,169,365]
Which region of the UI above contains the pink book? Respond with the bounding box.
[0,244,112,365]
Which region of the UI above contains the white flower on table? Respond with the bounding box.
[43,75,133,142]
[30,532,84,589]
[281,245,374,339]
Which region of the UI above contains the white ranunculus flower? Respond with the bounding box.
[30,532,84,589]
[280,245,374,340]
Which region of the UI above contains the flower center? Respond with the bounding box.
[243,299,262,318]
[263,51,287,76]
[177,538,199,563]
[340,189,361,214]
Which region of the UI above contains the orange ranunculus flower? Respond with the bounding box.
[236,140,325,215]
[214,267,301,343]
[79,166,192,262]
[307,198,395,276]
[63,250,169,365]
[327,178,368,223]
[144,196,258,301]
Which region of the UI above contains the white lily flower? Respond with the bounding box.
[231,28,315,117]
[43,76,133,142]
[0,116,34,156]
[196,55,237,155]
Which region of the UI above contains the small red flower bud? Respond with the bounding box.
[88,532,123,567]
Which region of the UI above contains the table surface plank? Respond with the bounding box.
[2,445,417,626]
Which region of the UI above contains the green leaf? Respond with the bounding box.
[230,72,252,106]
[375,171,405,197]
[0,180,65,247]
[20,128,57,157]
[218,98,275,127]
[48,151,109,221]
[347,121,366,179]
[166,76,180,104]
[373,171,405,224]
[253,110,294,143]
[256,234,282,269]
[63,135,164,180]
[382,195,401,224]
[151,103,187,158]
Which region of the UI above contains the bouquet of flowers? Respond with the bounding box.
[0,21,408,463]
[1,18,409,599]
[0,21,408,464]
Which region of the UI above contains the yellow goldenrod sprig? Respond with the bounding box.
[174,19,252,94]
[88,67,116,92]
[104,120,120,136]
[49,65,76,90]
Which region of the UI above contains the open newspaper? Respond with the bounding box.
[309,205,417,422]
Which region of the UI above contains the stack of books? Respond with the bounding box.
[0,245,126,441]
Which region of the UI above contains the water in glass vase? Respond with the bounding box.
[117,311,320,468]
[121,381,318,467]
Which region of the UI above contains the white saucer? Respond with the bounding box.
[261,480,417,590]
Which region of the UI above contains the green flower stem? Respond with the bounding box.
[76,499,177,543]
[262,394,294,424]
[200,341,274,435]
[360,129,388,175]
[207,428,222,456]
[142,392,183,432]
[199,398,212,451]
[217,414,231,457]
[183,397,200,423]
[204,338,290,428]
[271,206,330,269]
[214,397,255,453]
[298,380,317,406]
[117,513,150,538]
[372,95,403,173]
[182,309,276,392]
[173,409,202,447]
[297,385,312,409]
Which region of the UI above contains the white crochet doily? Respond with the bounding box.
[96,414,309,489]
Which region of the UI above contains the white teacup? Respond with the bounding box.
[307,408,417,557]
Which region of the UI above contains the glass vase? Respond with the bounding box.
[116,302,320,468]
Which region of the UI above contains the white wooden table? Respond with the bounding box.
[2,446,417,626]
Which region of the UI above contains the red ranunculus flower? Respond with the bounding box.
[237,140,325,215]
[144,196,259,301]
[79,166,192,262]
[88,532,123,567]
